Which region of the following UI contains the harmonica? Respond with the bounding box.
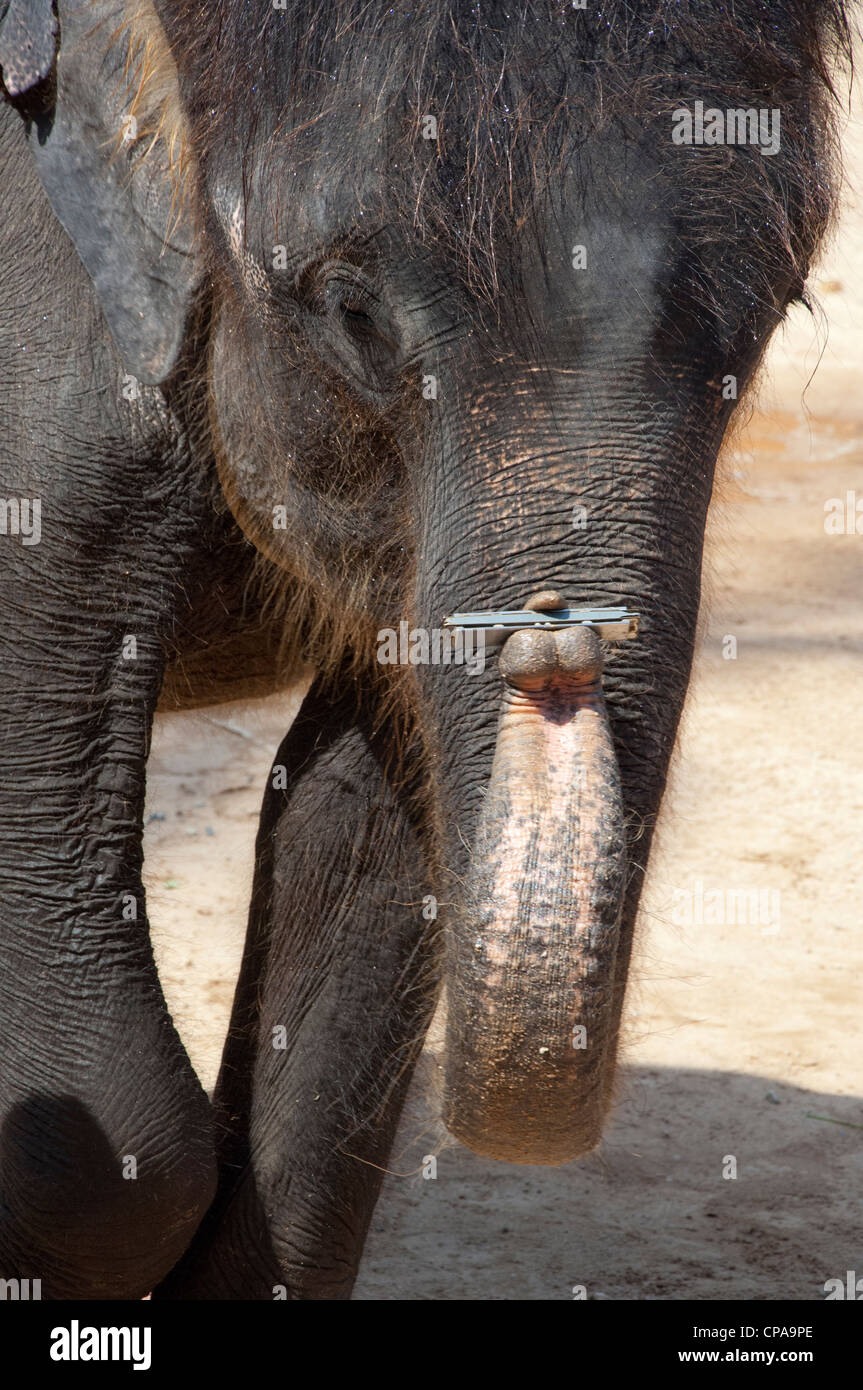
[442,607,639,646]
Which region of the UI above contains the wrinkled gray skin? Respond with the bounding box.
[0,0,842,1298]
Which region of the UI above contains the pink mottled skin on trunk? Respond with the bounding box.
[444,600,627,1164]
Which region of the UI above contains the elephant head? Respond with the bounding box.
[6,0,849,1166]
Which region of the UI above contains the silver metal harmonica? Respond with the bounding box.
[442,607,639,646]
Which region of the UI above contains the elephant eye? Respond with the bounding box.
[328,277,381,341]
[320,264,386,338]
[293,256,399,389]
[340,301,376,334]
[325,268,400,368]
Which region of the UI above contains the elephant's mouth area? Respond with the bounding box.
[441,602,629,1165]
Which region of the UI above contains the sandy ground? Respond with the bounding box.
[145,85,863,1300]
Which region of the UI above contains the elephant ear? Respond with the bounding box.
[0,0,57,94]
[0,0,199,385]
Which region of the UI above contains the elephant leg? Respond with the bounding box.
[0,88,226,1297]
[154,677,438,1300]
[0,577,219,1298]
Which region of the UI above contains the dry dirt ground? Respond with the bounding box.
[145,92,863,1301]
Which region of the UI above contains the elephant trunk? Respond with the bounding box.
[442,613,626,1165]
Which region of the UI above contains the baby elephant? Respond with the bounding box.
[0,0,853,1297]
